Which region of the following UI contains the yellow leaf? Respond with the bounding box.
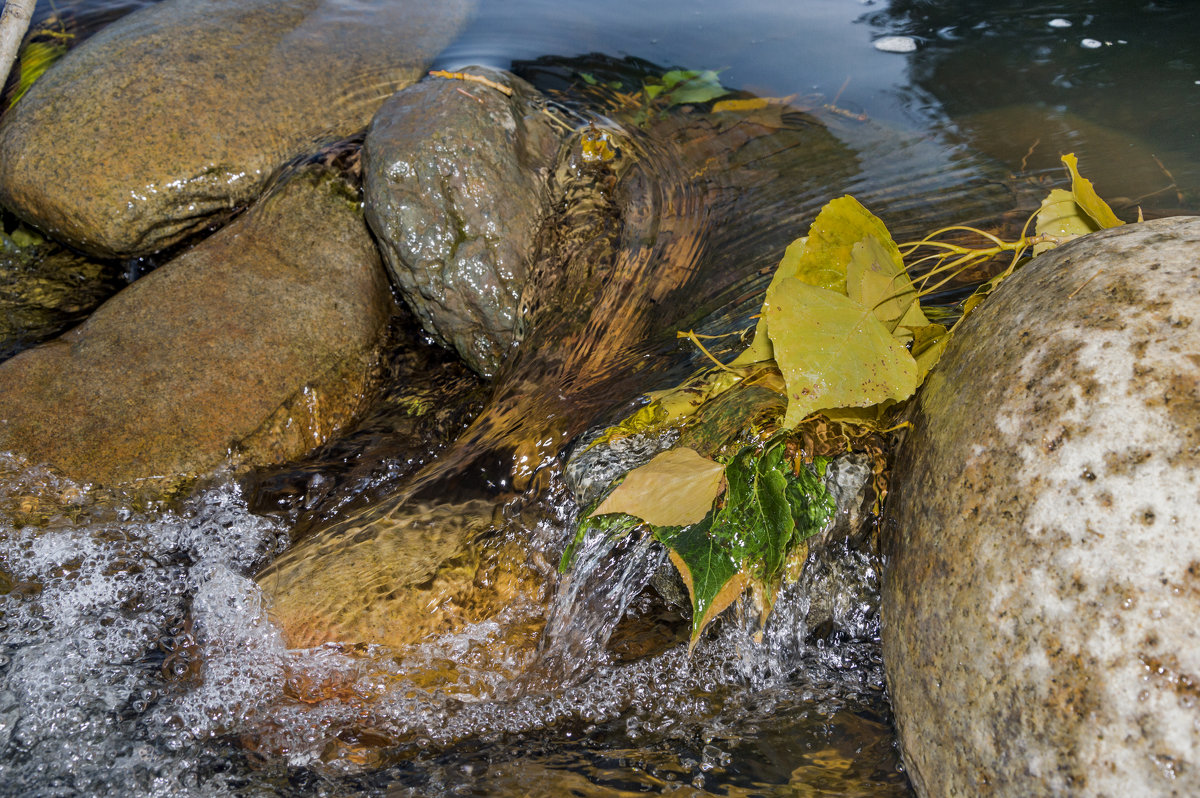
[730,237,811,367]
[910,323,950,384]
[767,278,918,428]
[712,97,769,112]
[1034,188,1098,254]
[1062,153,1124,230]
[590,447,726,527]
[712,95,796,113]
[846,235,929,338]
[778,196,896,295]
[585,402,666,451]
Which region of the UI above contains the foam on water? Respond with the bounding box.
[0,451,894,795]
[0,465,290,796]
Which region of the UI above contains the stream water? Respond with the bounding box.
[1,1,1199,796]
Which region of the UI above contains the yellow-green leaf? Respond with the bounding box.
[12,40,69,106]
[645,367,746,427]
[766,277,917,428]
[1035,188,1099,254]
[846,235,929,339]
[1062,152,1124,230]
[778,196,896,295]
[910,323,950,384]
[585,402,667,451]
[590,447,726,527]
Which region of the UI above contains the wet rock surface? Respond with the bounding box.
[0,234,121,361]
[883,216,1200,797]
[0,0,473,258]
[363,67,562,375]
[0,168,392,487]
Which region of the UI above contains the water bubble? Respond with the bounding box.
[1081,38,1104,49]
[1048,18,1072,29]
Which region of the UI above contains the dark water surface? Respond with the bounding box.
[1,1,1198,796]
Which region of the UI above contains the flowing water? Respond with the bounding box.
[2,1,1199,796]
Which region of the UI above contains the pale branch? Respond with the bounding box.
[0,0,36,98]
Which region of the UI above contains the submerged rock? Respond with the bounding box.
[363,67,562,375]
[0,0,473,258]
[0,168,392,487]
[0,235,121,361]
[883,217,1200,797]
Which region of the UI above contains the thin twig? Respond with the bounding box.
[677,330,740,374]
[1018,138,1040,173]
[1068,269,1102,299]
[429,69,513,97]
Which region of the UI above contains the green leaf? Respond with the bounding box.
[657,514,747,653]
[660,70,698,90]
[846,234,929,339]
[719,441,795,584]
[559,512,642,573]
[589,447,726,528]
[654,438,835,646]
[716,439,832,589]
[766,277,918,428]
[664,70,729,106]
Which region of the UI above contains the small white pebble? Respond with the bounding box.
[1048,18,1072,28]
[874,36,918,53]
[1081,38,1103,49]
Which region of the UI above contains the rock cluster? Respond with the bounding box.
[0,169,392,486]
[0,0,472,258]
[0,0,477,488]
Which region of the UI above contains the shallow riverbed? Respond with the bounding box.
[1,1,1198,796]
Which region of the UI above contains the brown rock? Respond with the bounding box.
[0,168,392,487]
[883,216,1200,797]
[0,0,473,257]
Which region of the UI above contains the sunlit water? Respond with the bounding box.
[2,1,1199,796]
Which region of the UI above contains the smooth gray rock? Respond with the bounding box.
[0,0,473,258]
[0,168,392,487]
[883,216,1200,797]
[363,66,561,375]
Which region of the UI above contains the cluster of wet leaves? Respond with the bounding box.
[562,153,1127,646]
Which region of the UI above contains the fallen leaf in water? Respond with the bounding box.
[590,447,726,527]
[767,277,917,428]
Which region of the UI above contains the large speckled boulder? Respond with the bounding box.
[0,168,392,487]
[363,67,562,375]
[0,0,473,258]
[883,216,1200,797]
